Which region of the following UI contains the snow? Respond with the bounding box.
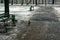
[0,5,39,40]
[53,7,60,14]
[53,7,60,21]
[0,6,39,21]
[0,6,39,13]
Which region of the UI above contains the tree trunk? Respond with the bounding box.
[11,0,13,5]
[4,0,9,17]
[52,0,54,4]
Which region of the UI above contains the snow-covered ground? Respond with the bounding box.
[0,6,39,13]
[0,5,60,40]
[54,7,60,14]
[0,5,39,40]
[0,6,39,21]
[53,7,60,17]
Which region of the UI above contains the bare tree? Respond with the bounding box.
[4,0,9,17]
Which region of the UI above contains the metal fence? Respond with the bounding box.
[0,0,60,5]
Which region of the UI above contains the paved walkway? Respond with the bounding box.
[17,6,60,40]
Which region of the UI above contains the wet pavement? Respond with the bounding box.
[16,6,60,40]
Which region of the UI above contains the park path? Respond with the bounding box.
[17,6,60,40]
